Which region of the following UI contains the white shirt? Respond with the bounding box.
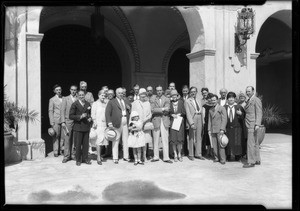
[117,98,126,115]
[70,95,76,103]
[227,105,235,121]
[56,95,62,103]
[220,99,226,106]
[134,94,139,101]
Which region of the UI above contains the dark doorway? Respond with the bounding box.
[168,48,190,92]
[41,25,121,155]
[256,13,292,133]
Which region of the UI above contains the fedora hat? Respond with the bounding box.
[219,134,229,148]
[48,128,56,137]
[104,127,118,142]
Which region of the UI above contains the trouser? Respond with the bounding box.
[73,130,89,162]
[247,128,261,164]
[113,117,129,160]
[52,123,63,155]
[211,133,226,162]
[63,123,75,159]
[153,119,170,161]
[182,129,189,156]
[188,114,203,157]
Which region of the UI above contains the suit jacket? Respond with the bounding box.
[151,95,170,129]
[184,97,203,127]
[105,98,130,128]
[61,95,77,127]
[69,100,91,132]
[244,95,262,129]
[224,104,245,129]
[208,104,227,133]
[48,95,62,125]
[131,100,152,124]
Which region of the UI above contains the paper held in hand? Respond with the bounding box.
[171,116,183,131]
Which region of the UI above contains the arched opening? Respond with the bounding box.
[40,24,121,154]
[168,48,190,91]
[256,10,292,133]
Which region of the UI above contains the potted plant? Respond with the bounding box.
[256,94,289,144]
[4,85,39,161]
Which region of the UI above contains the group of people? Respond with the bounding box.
[48,81,262,168]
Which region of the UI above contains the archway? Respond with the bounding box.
[168,48,190,91]
[255,10,292,131]
[40,24,121,154]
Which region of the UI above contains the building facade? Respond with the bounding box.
[4,2,292,157]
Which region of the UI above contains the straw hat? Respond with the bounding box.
[48,128,56,137]
[219,134,229,148]
[104,127,118,142]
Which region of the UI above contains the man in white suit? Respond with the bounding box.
[60,85,78,163]
[184,86,205,160]
[48,84,63,157]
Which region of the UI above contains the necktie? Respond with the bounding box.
[159,98,162,107]
[174,105,177,113]
[229,107,233,122]
[195,99,200,111]
[120,99,125,111]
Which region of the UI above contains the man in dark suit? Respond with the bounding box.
[243,86,263,168]
[69,90,92,166]
[208,94,227,164]
[60,85,77,163]
[105,87,131,164]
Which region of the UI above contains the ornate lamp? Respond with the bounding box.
[235,7,255,53]
[91,6,105,44]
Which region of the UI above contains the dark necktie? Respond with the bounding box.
[195,100,200,111]
[229,106,233,122]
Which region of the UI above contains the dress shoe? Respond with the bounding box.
[188,156,194,161]
[178,157,183,162]
[138,161,144,165]
[97,161,102,165]
[255,161,261,165]
[151,159,159,162]
[243,163,255,168]
[113,160,119,164]
[123,158,130,162]
[174,157,178,162]
[220,161,226,165]
[84,160,92,165]
[164,160,173,164]
[54,154,58,157]
[213,159,219,163]
[134,161,138,166]
[76,162,81,166]
[62,158,70,163]
[195,156,205,160]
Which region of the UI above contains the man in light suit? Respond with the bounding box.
[218,88,228,106]
[69,90,92,166]
[151,85,173,163]
[48,84,63,157]
[208,94,227,164]
[60,85,77,163]
[243,86,263,168]
[184,87,205,160]
[105,87,131,164]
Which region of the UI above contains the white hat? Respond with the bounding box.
[48,128,56,137]
[138,88,147,96]
[104,128,118,142]
[131,111,139,118]
[219,134,229,148]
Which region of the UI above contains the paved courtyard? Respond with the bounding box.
[4,133,292,208]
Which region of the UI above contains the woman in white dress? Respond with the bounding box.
[131,88,152,162]
[91,90,108,165]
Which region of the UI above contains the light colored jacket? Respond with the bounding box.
[244,95,262,129]
[131,100,152,124]
[48,95,62,125]
[208,104,227,133]
[184,97,204,127]
[151,95,170,129]
[60,95,77,126]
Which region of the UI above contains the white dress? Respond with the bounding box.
[127,120,145,148]
[91,100,108,146]
[131,100,152,144]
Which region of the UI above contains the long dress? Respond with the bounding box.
[224,104,245,156]
[131,100,152,144]
[91,99,108,146]
[127,120,145,148]
[169,100,186,145]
